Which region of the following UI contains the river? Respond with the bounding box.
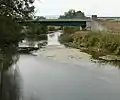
[1,31,120,100]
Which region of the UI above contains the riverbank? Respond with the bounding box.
[59,31,120,61]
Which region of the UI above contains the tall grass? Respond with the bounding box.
[63,26,80,34]
[82,31,120,55]
[59,31,120,55]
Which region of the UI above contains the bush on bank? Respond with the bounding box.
[0,16,23,46]
[59,31,120,56]
[25,23,48,40]
[63,26,80,34]
[48,26,57,31]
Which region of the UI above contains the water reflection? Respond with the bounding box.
[97,60,120,68]
[0,46,21,100]
[0,34,48,100]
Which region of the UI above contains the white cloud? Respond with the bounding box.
[34,0,120,16]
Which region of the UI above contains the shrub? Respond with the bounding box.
[48,26,57,31]
[59,34,73,44]
[0,16,22,46]
[59,30,120,55]
[63,26,80,34]
[25,23,48,40]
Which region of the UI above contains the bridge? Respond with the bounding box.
[19,19,92,29]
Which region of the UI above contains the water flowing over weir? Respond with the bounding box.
[1,31,120,100]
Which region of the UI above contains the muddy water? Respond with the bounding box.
[1,31,120,100]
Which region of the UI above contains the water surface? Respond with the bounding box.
[1,31,120,100]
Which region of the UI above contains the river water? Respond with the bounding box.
[1,32,120,100]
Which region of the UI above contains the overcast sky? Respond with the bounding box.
[34,0,120,17]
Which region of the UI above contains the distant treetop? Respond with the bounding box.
[59,9,86,19]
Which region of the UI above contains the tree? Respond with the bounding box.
[75,11,85,18]
[65,9,76,18]
[59,9,85,19]
[0,16,22,46]
[0,0,35,20]
[25,23,48,41]
[0,0,36,46]
[0,1,36,99]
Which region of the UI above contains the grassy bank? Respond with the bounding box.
[59,30,120,59]
[99,20,120,34]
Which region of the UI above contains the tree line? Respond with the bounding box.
[59,9,86,19]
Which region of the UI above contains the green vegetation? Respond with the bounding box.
[0,0,36,73]
[48,26,62,31]
[0,0,35,20]
[0,16,23,46]
[0,1,40,99]
[0,0,48,68]
[48,26,57,31]
[0,0,35,46]
[59,29,120,58]
[0,0,48,45]
[25,23,48,41]
[59,9,86,19]
[63,26,80,34]
[59,26,79,44]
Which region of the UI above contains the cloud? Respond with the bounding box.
[34,0,120,16]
